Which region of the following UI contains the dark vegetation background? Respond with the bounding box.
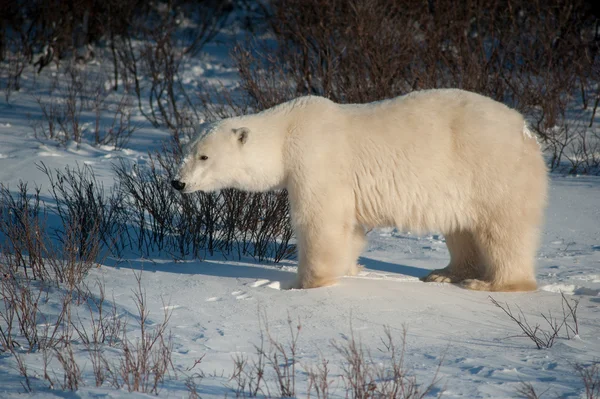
[1,2,600,395]
[1,0,600,265]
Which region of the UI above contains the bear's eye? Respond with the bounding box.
[199,155,208,161]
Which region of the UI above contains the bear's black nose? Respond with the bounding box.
[171,180,186,191]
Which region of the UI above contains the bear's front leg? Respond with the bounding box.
[293,223,356,289]
[286,177,357,289]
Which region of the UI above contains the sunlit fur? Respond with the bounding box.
[175,89,548,292]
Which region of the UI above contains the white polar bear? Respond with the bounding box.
[173,89,548,291]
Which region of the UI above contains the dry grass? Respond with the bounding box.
[332,324,443,399]
[228,314,443,399]
[490,292,580,349]
[517,362,600,399]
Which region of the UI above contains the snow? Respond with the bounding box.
[1,32,600,399]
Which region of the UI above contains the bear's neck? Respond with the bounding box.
[234,97,324,192]
[235,109,294,192]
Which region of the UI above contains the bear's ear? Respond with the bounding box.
[233,127,249,145]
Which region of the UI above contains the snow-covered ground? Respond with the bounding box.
[1,31,599,399]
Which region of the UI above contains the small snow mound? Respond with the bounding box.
[352,271,420,282]
[267,281,281,290]
[38,149,61,157]
[541,283,600,296]
[540,283,576,294]
[250,279,270,288]
[121,149,135,156]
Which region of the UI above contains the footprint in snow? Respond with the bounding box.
[232,291,252,300]
[249,279,271,288]
[467,366,484,375]
[192,333,205,341]
[248,279,282,290]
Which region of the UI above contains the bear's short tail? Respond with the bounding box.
[522,122,541,148]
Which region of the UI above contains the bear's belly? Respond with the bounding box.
[353,179,471,233]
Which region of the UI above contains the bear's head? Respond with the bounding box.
[172,121,251,193]
[171,119,285,193]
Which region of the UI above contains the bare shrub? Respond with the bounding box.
[263,313,300,397]
[0,180,102,359]
[87,79,138,150]
[102,94,138,150]
[0,178,98,288]
[0,260,82,391]
[563,124,600,175]
[490,292,580,349]
[0,178,100,289]
[38,162,127,259]
[228,0,600,174]
[306,358,332,399]
[29,66,138,149]
[72,278,124,349]
[185,375,203,399]
[108,271,175,394]
[31,95,62,142]
[182,352,206,398]
[1,267,173,393]
[113,147,294,262]
[66,271,176,393]
[0,182,48,280]
[229,314,442,399]
[114,154,203,258]
[229,311,299,398]
[30,67,89,144]
[231,351,267,398]
[0,46,27,103]
[575,362,600,399]
[10,348,33,393]
[332,324,442,399]
[76,286,126,390]
[0,264,78,356]
[516,381,547,399]
[58,67,86,143]
[113,0,231,138]
[55,340,81,391]
[517,362,600,399]
[0,271,47,351]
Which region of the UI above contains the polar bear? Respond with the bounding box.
[173,89,548,292]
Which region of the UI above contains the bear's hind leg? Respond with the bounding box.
[461,223,538,292]
[422,230,482,284]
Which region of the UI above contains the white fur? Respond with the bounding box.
[175,89,548,291]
